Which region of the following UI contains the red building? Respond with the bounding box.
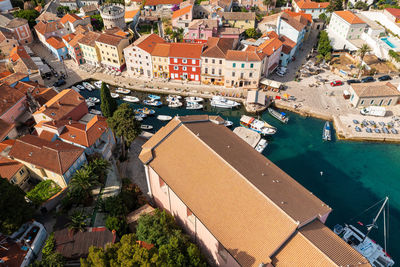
[169,43,204,82]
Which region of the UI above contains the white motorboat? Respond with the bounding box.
[71,86,80,92]
[211,96,240,109]
[116,88,130,94]
[141,125,153,130]
[94,81,102,88]
[88,97,100,103]
[168,101,183,108]
[82,82,94,91]
[186,102,203,110]
[123,96,140,103]
[224,120,233,127]
[85,99,95,107]
[333,197,394,267]
[157,115,172,121]
[143,99,162,106]
[268,108,289,123]
[89,109,102,115]
[111,93,119,98]
[255,139,268,153]
[167,95,182,101]
[240,115,277,135]
[185,96,203,102]
[134,115,143,121]
[148,94,161,100]
[322,121,331,141]
[76,84,85,91]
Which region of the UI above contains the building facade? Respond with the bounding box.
[46,36,69,61]
[169,43,204,82]
[184,19,218,43]
[171,5,193,29]
[349,82,400,107]
[78,31,101,66]
[100,4,126,30]
[219,12,256,30]
[292,0,329,19]
[151,43,171,79]
[5,18,33,44]
[0,157,31,192]
[328,11,367,41]
[96,33,129,71]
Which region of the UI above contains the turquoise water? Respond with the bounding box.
[81,86,400,262]
[382,37,397,49]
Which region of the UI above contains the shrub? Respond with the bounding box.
[105,216,128,236]
[26,180,61,206]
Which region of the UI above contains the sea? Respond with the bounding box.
[80,84,400,262]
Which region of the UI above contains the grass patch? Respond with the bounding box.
[26,180,61,206]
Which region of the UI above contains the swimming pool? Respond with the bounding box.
[381,37,396,48]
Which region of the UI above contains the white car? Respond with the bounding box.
[276,70,286,77]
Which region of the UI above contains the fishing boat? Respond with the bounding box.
[85,99,95,107]
[111,93,119,98]
[211,96,240,109]
[76,84,85,91]
[268,108,289,123]
[255,139,268,153]
[157,115,172,121]
[94,81,102,88]
[148,94,161,100]
[82,82,94,91]
[143,99,162,106]
[185,96,203,102]
[333,197,395,267]
[88,97,100,103]
[141,125,153,130]
[186,102,203,110]
[168,101,183,108]
[89,109,102,115]
[116,88,130,94]
[134,115,143,121]
[136,108,155,115]
[71,86,80,92]
[123,96,140,103]
[240,115,277,135]
[224,120,233,127]
[322,121,331,141]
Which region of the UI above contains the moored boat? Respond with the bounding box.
[85,99,95,107]
[255,139,268,153]
[88,97,100,103]
[123,96,140,103]
[89,109,102,115]
[94,81,102,88]
[116,88,130,94]
[167,95,181,101]
[141,124,153,130]
[82,82,94,91]
[157,115,172,121]
[134,115,143,121]
[136,108,155,115]
[143,99,162,106]
[224,120,233,127]
[240,115,276,135]
[268,108,289,123]
[168,101,183,108]
[322,121,331,141]
[185,96,203,102]
[76,84,85,91]
[111,93,119,98]
[186,102,203,110]
[148,94,161,100]
[211,96,240,109]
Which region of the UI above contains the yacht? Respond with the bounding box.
[89,109,102,115]
[268,108,289,123]
[148,94,161,100]
[82,82,94,91]
[141,125,153,130]
[186,102,203,110]
[123,96,140,103]
[143,99,162,106]
[88,97,100,103]
[322,121,331,141]
[224,120,233,127]
[168,101,183,108]
[94,81,103,88]
[85,99,95,107]
[211,96,240,109]
[185,96,204,102]
[157,115,172,121]
[116,87,130,94]
[240,115,277,135]
[76,84,85,91]
[255,139,268,153]
[167,95,182,101]
[111,93,119,98]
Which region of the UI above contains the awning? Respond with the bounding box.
[260,78,282,89]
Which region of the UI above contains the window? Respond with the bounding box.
[183,59,187,63]
[361,100,365,105]
[388,99,392,105]
[219,60,222,64]
[370,100,374,105]
[192,59,196,64]
[232,71,235,77]
[192,67,196,72]
[219,69,222,75]
[205,68,208,73]
[212,59,215,64]
[241,63,245,68]
[174,66,179,70]
[250,63,254,68]
[212,68,215,74]
[19,169,25,175]
[249,72,253,78]
[10,177,17,184]
[183,66,187,71]
[205,58,208,63]
[233,63,236,67]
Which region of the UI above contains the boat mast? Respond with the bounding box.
[363,196,389,242]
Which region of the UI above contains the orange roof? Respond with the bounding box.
[60,13,82,25]
[151,43,170,57]
[284,9,312,23]
[169,43,204,59]
[385,8,400,19]
[124,9,140,19]
[145,0,182,6]
[257,37,283,56]
[38,130,56,141]
[9,46,30,62]
[47,36,66,50]
[172,5,192,19]
[62,33,75,42]
[133,34,166,54]
[295,0,329,9]
[334,10,366,24]
[34,5,42,12]
[0,156,24,181]
[34,21,64,36]
[226,50,264,61]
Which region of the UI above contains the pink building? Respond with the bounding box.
[171,4,193,29]
[184,19,218,43]
[5,18,33,44]
[0,83,26,124]
[139,115,370,267]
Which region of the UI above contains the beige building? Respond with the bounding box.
[349,82,400,107]
[151,43,171,79]
[96,33,130,71]
[201,37,234,86]
[0,156,31,192]
[78,31,101,66]
[219,12,256,30]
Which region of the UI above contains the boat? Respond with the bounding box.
[168,101,183,108]
[255,139,268,153]
[123,96,140,103]
[333,197,395,267]
[71,86,80,92]
[167,95,181,101]
[322,121,331,141]
[240,115,277,135]
[143,99,162,106]
[116,87,130,94]
[186,102,203,110]
[185,96,203,102]
[134,115,143,121]
[88,97,100,103]
[148,94,161,100]
[89,109,102,115]
[76,84,85,91]
[157,115,172,121]
[224,120,233,127]
[85,99,95,107]
[94,81,102,88]
[136,108,155,115]
[211,96,240,109]
[137,113,147,118]
[111,93,119,98]
[268,108,289,123]
[141,125,153,130]
[355,126,361,132]
[82,82,94,91]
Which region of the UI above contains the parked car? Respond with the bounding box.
[276,70,286,77]
[361,76,375,83]
[53,79,66,87]
[346,79,361,84]
[330,80,343,87]
[378,75,392,81]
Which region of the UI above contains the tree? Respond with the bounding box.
[57,6,70,15]
[317,30,332,57]
[357,44,371,77]
[327,0,343,12]
[100,82,117,118]
[354,1,368,10]
[245,28,262,39]
[107,103,141,158]
[0,178,34,235]
[13,9,40,28]
[89,157,111,182]
[68,210,88,233]
[319,13,328,23]
[90,15,104,31]
[263,0,273,12]
[105,216,128,236]
[32,233,65,266]
[69,167,99,199]
[324,51,332,62]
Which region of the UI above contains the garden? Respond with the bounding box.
[26,180,61,206]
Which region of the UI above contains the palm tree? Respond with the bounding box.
[69,168,99,199]
[357,44,371,78]
[67,211,88,233]
[263,0,273,13]
[90,158,111,182]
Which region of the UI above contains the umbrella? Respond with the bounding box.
[275,96,281,100]
[283,93,289,98]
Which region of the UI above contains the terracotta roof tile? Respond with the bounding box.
[133,33,166,54]
[0,72,28,86]
[60,13,82,25]
[385,8,400,19]
[351,82,400,97]
[201,37,234,58]
[96,33,125,46]
[77,31,100,47]
[0,83,25,116]
[220,11,255,21]
[225,50,264,61]
[279,34,296,54]
[151,43,170,57]
[188,19,218,30]
[280,12,306,31]
[5,18,28,28]
[169,43,204,59]
[34,21,64,36]
[284,9,312,23]
[124,9,140,19]
[334,10,366,24]
[0,156,23,181]
[257,37,283,56]
[0,119,15,141]
[81,4,98,13]
[14,81,57,106]
[144,0,182,6]
[9,135,84,175]
[172,5,192,19]
[295,0,329,9]
[47,36,66,50]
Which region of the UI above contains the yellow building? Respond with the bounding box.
[151,43,171,79]
[0,156,31,192]
[95,33,130,71]
[220,12,256,30]
[78,31,102,66]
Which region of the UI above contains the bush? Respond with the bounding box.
[105,216,128,236]
[26,180,61,206]
[42,233,55,258]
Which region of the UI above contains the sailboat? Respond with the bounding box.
[333,197,394,267]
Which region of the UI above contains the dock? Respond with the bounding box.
[233,127,261,148]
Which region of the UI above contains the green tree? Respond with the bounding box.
[70,167,99,199]
[317,30,332,57]
[319,13,328,23]
[354,1,368,10]
[90,15,104,31]
[30,253,65,267]
[89,157,111,182]
[245,28,262,39]
[57,6,70,15]
[105,216,128,236]
[263,0,273,12]
[100,82,117,118]
[68,210,88,233]
[324,51,332,62]
[13,9,40,28]
[0,178,34,235]
[42,233,56,258]
[327,0,343,12]
[26,180,61,206]
[357,44,371,77]
[107,103,141,158]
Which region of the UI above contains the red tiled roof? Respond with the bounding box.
[0,119,15,141]
[0,83,25,117]
[151,43,171,57]
[284,10,312,23]
[62,33,75,42]
[144,0,182,6]
[60,13,82,25]
[225,50,264,61]
[334,10,366,24]
[0,72,28,86]
[385,8,400,19]
[279,35,296,54]
[125,9,140,19]
[96,33,125,46]
[8,135,84,175]
[0,156,24,180]
[134,34,166,54]
[172,5,192,19]
[47,36,66,50]
[9,46,30,62]
[295,0,329,9]
[257,37,283,56]
[34,21,64,36]
[14,81,57,106]
[169,43,204,59]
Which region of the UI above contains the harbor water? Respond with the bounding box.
[81,85,400,262]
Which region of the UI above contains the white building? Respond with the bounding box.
[349,82,400,107]
[277,12,306,52]
[292,0,329,19]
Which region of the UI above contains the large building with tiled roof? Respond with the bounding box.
[34,21,66,45]
[292,0,329,19]
[14,80,57,109]
[139,115,371,267]
[0,83,27,124]
[63,32,86,65]
[349,81,400,107]
[8,135,87,187]
[95,33,130,71]
[184,19,219,43]
[9,46,40,81]
[3,17,33,44]
[169,43,204,82]
[78,31,101,66]
[59,13,92,34]
[124,33,166,78]
[0,156,30,191]
[46,36,68,60]
[171,4,193,29]
[151,43,171,79]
